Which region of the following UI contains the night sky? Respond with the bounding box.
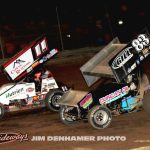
[0,0,150,54]
[0,0,108,23]
[0,1,149,22]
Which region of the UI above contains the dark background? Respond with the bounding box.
[0,0,149,57]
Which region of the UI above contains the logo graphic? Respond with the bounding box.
[5,88,24,98]
[80,93,93,109]
[13,59,25,68]
[0,133,28,144]
[111,47,133,69]
[26,87,34,92]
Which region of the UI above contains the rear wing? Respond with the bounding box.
[80,37,126,87]
[1,36,58,82]
[109,30,150,83]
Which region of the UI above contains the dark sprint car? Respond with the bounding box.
[58,30,150,129]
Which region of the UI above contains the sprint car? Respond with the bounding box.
[0,36,68,119]
[58,29,150,129]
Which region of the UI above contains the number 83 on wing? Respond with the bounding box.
[132,34,150,52]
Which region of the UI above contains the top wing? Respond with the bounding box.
[109,29,150,83]
[80,37,126,87]
[1,36,58,82]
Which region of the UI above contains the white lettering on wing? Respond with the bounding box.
[111,47,133,69]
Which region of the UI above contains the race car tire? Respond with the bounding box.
[88,105,112,129]
[0,104,5,119]
[59,105,79,125]
[45,89,64,112]
[143,91,150,115]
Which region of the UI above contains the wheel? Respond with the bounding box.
[0,104,5,119]
[143,91,150,115]
[88,105,112,129]
[45,89,64,111]
[59,105,79,125]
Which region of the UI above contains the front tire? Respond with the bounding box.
[0,104,5,119]
[88,105,112,129]
[143,91,150,115]
[45,89,64,112]
[59,105,79,125]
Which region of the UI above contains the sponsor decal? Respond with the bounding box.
[31,61,40,69]
[142,48,149,55]
[39,59,44,64]
[26,67,33,73]
[41,78,58,93]
[128,63,137,73]
[49,48,58,56]
[143,48,150,57]
[99,86,129,104]
[0,133,28,144]
[13,59,25,68]
[131,63,136,70]
[39,49,58,64]
[80,93,93,109]
[112,47,133,69]
[121,96,137,110]
[26,87,34,92]
[5,48,34,80]
[48,83,56,87]
[46,54,51,59]
[11,61,31,75]
[5,88,24,98]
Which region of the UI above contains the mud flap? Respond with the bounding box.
[57,89,88,107]
[138,73,149,99]
[139,73,150,113]
[134,73,149,110]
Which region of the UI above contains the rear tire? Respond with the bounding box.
[45,89,64,112]
[88,105,112,129]
[143,91,150,115]
[0,104,5,119]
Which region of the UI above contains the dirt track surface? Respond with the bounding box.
[1,58,150,150]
